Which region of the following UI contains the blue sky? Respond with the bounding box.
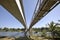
[0,0,60,28]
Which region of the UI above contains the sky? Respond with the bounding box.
[0,0,60,28]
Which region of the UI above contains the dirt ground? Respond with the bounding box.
[0,36,49,40]
[0,37,15,40]
[30,35,49,40]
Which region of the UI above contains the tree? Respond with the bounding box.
[3,27,8,31]
[0,28,1,30]
[0,28,2,31]
[48,21,57,39]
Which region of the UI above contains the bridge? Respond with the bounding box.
[0,0,27,30]
[28,0,60,31]
[0,0,60,34]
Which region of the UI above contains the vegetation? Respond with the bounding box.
[15,36,33,40]
[0,28,25,32]
[0,21,60,40]
[30,21,60,40]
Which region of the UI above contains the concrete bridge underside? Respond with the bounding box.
[28,0,60,31]
[0,0,27,29]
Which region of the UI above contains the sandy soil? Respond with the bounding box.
[0,36,49,40]
[30,35,49,40]
[0,37,15,40]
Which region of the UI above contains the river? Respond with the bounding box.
[0,32,25,37]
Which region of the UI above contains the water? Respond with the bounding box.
[0,32,25,37]
[0,32,42,37]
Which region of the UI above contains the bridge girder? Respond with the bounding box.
[0,0,26,29]
[28,0,60,31]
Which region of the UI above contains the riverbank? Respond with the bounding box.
[0,36,32,40]
[0,36,60,40]
[0,36,15,40]
[0,36,48,40]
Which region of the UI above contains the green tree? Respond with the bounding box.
[3,27,8,31]
[48,21,57,39]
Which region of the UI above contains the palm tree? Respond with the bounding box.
[48,21,57,40]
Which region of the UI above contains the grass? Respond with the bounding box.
[15,36,33,40]
[0,36,60,40]
[15,35,49,40]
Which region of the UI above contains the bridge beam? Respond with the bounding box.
[28,0,59,31]
[0,0,27,29]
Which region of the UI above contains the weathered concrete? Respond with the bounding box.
[0,0,27,29]
[28,0,59,31]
